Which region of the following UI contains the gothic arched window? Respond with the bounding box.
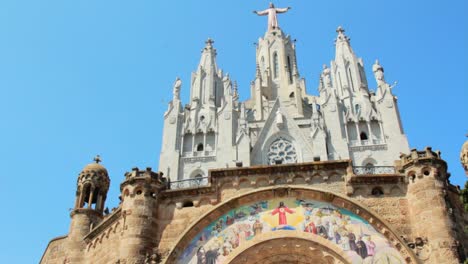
[267,137,297,165]
[287,56,293,83]
[273,52,279,79]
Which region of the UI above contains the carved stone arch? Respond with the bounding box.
[189,169,205,179]
[165,186,418,264]
[292,175,306,184]
[225,231,352,264]
[328,171,342,182]
[255,176,269,188]
[238,177,252,189]
[262,132,302,165]
[362,157,377,166]
[390,185,403,196]
[310,174,322,184]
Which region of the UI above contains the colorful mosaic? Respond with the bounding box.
[179,198,405,264]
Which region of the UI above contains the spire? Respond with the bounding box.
[199,38,218,73]
[190,38,223,106]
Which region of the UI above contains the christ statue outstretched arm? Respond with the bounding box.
[253,3,291,31]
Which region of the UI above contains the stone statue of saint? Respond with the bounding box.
[321,64,332,88]
[275,109,284,128]
[254,3,291,31]
[173,77,182,101]
[372,60,386,87]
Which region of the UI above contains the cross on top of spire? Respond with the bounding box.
[205,38,214,47]
[335,26,350,43]
[336,26,345,34]
[93,155,102,164]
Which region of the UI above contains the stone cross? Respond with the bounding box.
[93,155,102,164]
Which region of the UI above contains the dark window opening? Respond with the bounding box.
[183,201,194,208]
[273,52,279,79]
[196,143,204,152]
[360,132,368,140]
[287,56,293,83]
[314,157,321,162]
[371,187,384,197]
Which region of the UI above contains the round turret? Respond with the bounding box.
[461,137,468,176]
[74,155,110,213]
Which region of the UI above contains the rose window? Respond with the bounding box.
[267,138,297,165]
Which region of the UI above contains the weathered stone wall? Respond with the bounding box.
[40,160,466,264]
[40,236,67,264]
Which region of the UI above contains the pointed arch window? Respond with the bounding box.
[261,56,265,71]
[287,56,293,84]
[348,67,355,91]
[273,52,279,79]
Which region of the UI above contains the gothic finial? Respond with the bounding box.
[205,38,214,47]
[93,155,102,164]
[336,26,345,34]
[335,26,350,43]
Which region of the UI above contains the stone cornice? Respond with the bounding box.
[348,174,404,184]
[160,160,351,199]
[210,160,350,177]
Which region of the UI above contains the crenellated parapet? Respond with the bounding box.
[120,167,167,194]
[397,147,449,182]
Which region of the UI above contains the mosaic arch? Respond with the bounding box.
[167,188,417,264]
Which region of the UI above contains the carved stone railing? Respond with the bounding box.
[349,139,385,147]
[353,166,396,175]
[182,150,216,158]
[169,177,209,189]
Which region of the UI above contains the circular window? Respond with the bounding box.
[267,138,297,165]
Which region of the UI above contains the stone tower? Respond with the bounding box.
[118,167,167,263]
[399,148,461,263]
[67,157,110,263]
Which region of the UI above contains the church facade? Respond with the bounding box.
[41,5,467,264]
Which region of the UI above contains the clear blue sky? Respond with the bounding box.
[0,1,466,263]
